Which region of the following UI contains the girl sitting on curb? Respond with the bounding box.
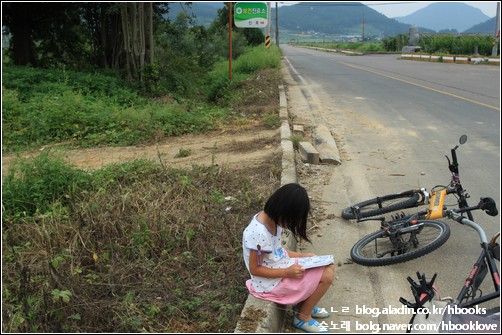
[242,183,335,333]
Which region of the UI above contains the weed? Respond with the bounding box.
[291,135,303,150]
[175,148,192,158]
[263,111,281,129]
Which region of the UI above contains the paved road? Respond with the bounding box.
[281,45,500,333]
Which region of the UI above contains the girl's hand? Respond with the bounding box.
[286,263,305,279]
[301,253,316,257]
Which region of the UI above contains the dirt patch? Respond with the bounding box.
[2,128,280,176]
[236,306,268,332]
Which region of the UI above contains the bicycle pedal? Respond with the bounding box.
[399,297,415,309]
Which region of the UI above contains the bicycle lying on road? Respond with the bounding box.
[350,197,498,266]
[399,204,500,333]
[341,135,471,221]
[342,135,499,266]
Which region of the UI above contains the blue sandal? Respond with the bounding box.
[294,305,330,318]
[312,306,330,318]
[293,315,328,333]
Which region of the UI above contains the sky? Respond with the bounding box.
[278,1,499,18]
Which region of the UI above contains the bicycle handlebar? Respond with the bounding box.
[445,210,489,244]
[445,197,498,218]
[443,198,498,244]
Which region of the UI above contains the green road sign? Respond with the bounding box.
[234,2,268,28]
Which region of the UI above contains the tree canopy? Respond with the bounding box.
[2,2,170,81]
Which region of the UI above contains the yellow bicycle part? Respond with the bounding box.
[427,189,447,219]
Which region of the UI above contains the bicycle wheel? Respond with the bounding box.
[350,220,450,266]
[342,190,421,220]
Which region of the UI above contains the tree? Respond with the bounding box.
[120,2,155,82]
[80,2,124,69]
[2,2,81,66]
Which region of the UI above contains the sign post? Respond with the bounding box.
[229,2,232,80]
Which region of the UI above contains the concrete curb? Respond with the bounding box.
[234,77,298,333]
[313,125,342,165]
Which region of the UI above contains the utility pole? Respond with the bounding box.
[362,14,365,42]
[276,2,279,46]
[492,2,500,56]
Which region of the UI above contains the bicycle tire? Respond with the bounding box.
[342,190,421,220]
[350,220,450,266]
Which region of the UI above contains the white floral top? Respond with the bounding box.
[242,212,295,292]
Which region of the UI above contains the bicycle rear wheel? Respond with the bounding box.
[342,190,421,220]
[350,220,450,266]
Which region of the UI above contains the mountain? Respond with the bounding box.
[465,17,498,34]
[165,2,224,27]
[394,2,491,32]
[272,2,416,37]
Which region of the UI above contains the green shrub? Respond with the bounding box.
[205,44,282,103]
[2,65,143,105]
[2,151,91,217]
[233,44,282,73]
[90,159,162,191]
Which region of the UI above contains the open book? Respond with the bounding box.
[297,255,334,269]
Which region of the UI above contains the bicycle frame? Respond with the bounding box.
[448,211,500,308]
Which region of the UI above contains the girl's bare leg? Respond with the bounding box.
[297,264,335,321]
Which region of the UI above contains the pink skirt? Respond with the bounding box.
[246,266,325,305]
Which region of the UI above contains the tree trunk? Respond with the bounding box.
[99,8,109,68]
[120,2,153,83]
[6,4,37,66]
[146,2,154,65]
[11,19,36,66]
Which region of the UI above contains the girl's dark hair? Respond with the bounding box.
[264,183,311,242]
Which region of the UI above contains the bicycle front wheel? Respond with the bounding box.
[350,220,450,266]
[341,190,421,220]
